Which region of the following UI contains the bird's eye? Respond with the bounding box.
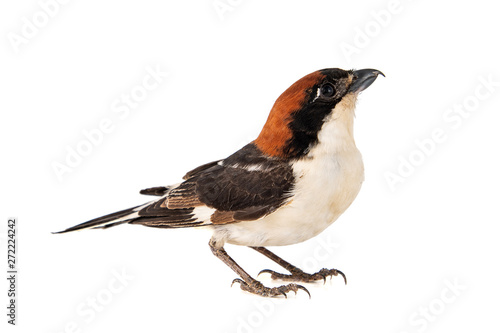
[320,84,336,98]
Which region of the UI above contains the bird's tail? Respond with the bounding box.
[53,185,214,233]
[53,203,150,234]
[54,186,172,233]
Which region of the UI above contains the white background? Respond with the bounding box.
[1,0,499,332]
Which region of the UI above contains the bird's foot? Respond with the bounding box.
[231,279,310,298]
[258,267,347,285]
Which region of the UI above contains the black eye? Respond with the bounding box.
[320,83,336,98]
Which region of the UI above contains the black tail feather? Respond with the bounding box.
[53,205,141,234]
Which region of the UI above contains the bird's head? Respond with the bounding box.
[254,68,384,158]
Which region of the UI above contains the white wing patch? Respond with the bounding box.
[192,206,216,222]
[223,162,267,172]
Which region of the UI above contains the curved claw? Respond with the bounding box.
[337,270,347,285]
[257,269,275,278]
[296,285,311,299]
[280,290,288,298]
[231,278,244,288]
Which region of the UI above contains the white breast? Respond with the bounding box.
[213,94,364,247]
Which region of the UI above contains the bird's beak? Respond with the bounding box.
[348,69,385,93]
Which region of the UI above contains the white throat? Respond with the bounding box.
[309,93,358,157]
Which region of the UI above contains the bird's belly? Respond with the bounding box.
[215,150,364,247]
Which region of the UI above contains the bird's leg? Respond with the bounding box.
[251,246,347,285]
[209,239,310,298]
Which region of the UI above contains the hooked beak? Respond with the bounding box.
[348,69,385,93]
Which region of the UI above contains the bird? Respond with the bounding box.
[56,67,384,297]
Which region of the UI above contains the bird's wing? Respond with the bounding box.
[133,143,295,227]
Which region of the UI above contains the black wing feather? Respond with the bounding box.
[134,143,294,226]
